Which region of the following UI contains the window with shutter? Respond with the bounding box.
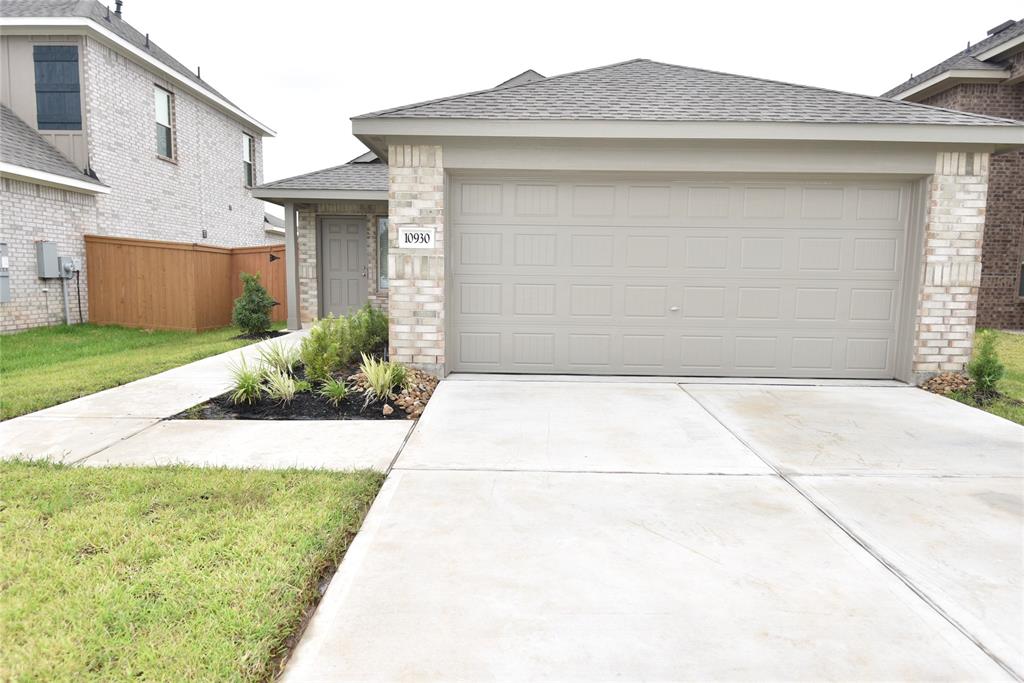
[33,45,82,130]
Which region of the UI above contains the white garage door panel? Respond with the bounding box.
[450,177,909,378]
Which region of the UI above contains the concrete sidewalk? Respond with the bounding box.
[0,330,411,472]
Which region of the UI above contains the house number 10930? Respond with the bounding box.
[398,227,435,249]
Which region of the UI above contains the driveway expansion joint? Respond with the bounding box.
[678,383,1024,681]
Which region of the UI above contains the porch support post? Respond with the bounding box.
[284,202,301,331]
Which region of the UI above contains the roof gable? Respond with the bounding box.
[356,58,1019,126]
[0,0,272,135]
[0,104,106,190]
[883,18,1024,98]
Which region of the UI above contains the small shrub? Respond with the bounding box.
[232,273,275,336]
[228,356,263,405]
[299,316,353,382]
[258,340,299,376]
[968,330,1005,397]
[349,304,388,356]
[294,379,312,393]
[359,353,408,406]
[263,368,297,406]
[318,377,349,407]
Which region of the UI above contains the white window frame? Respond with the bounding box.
[243,133,255,187]
[154,85,174,160]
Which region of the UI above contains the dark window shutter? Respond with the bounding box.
[34,45,82,130]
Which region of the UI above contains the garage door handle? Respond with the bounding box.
[669,306,680,312]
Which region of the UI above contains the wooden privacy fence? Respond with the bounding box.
[85,235,286,331]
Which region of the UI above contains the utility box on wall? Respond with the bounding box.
[35,241,59,278]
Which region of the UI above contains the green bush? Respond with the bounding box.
[258,340,298,376]
[228,356,263,405]
[298,316,352,383]
[349,304,389,356]
[232,273,275,336]
[968,330,1005,396]
[318,377,349,407]
[359,353,408,406]
[264,368,298,406]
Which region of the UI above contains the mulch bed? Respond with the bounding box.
[232,330,288,341]
[175,362,438,421]
[185,390,406,421]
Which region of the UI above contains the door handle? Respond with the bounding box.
[669,306,680,312]
[362,267,368,278]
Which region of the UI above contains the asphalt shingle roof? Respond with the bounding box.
[356,58,1020,126]
[257,158,388,192]
[1,104,104,186]
[2,0,237,106]
[883,19,1024,98]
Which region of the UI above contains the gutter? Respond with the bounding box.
[0,161,111,194]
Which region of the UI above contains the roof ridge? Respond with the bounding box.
[641,59,1023,126]
[353,58,648,119]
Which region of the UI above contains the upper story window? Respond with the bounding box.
[33,45,82,130]
[242,133,255,186]
[154,86,174,159]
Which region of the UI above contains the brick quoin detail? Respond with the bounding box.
[912,152,990,378]
[387,145,445,376]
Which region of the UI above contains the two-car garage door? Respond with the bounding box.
[449,175,910,378]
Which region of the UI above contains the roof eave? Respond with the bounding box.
[251,188,388,204]
[889,68,1012,102]
[0,161,110,194]
[351,117,1024,147]
[0,17,276,137]
[975,32,1024,61]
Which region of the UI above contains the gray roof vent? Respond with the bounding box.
[988,19,1016,35]
[496,69,546,88]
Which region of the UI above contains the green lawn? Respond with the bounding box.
[0,462,383,682]
[953,329,1024,426]
[1,323,280,420]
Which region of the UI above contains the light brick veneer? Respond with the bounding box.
[387,144,445,375]
[294,201,388,322]
[912,151,990,378]
[1,179,96,331]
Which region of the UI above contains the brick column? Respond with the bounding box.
[387,145,445,376]
[912,152,990,381]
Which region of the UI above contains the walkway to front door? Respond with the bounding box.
[319,216,367,316]
[281,377,1023,681]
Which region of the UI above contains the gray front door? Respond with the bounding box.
[320,217,367,316]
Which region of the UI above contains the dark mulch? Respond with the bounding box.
[182,389,406,421]
[232,329,288,341]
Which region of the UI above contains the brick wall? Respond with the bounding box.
[919,71,1023,330]
[295,201,389,322]
[387,144,445,375]
[1,179,96,331]
[912,152,989,378]
[81,38,268,248]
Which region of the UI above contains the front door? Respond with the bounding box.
[320,217,367,316]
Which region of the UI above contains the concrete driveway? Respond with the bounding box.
[283,379,1024,682]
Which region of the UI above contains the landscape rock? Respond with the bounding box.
[921,372,975,396]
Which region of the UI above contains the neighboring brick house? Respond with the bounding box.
[256,59,1023,383]
[0,0,277,331]
[884,19,1024,330]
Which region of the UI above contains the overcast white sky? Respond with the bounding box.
[124,0,1020,189]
